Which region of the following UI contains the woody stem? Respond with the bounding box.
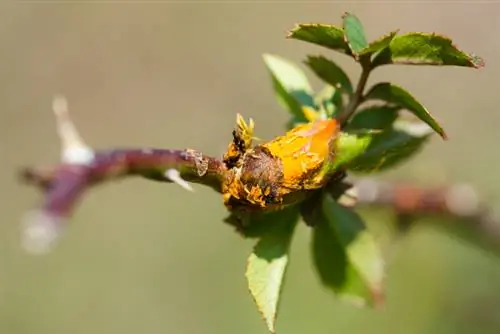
[20,148,226,224]
[352,178,500,251]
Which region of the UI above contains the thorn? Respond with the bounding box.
[355,178,381,203]
[445,183,479,217]
[53,95,95,165]
[21,210,64,255]
[338,185,358,208]
[164,168,194,192]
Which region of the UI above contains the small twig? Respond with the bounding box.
[18,95,228,254]
[351,178,500,250]
[19,148,226,254]
[19,95,500,257]
[338,58,372,126]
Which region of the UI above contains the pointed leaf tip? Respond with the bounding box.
[342,12,368,56]
[247,249,288,334]
[372,32,485,69]
[245,208,300,333]
[470,53,485,69]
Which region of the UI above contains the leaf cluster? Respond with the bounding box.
[245,12,483,333]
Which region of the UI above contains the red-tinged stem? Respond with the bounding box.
[352,178,500,249]
[22,148,226,189]
[20,148,227,227]
[87,148,226,191]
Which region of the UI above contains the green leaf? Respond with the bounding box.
[225,205,300,239]
[246,206,300,334]
[314,85,336,118]
[364,82,447,139]
[312,195,384,307]
[312,85,345,119]
[359,30,399,55]
[347,105,400,130]
[305,55,354,95]
[372,33,485,68]
[332,130,375,170]
[347,119,433,173]
[331,87,344,117]
[287,23,351,55]
[263,54,314,122]
[342,12,368,55]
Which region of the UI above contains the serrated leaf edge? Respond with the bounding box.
[246,249,290,334]
[374,32,485,68]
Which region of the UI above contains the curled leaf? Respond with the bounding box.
[364,82,447,139]
[372,32,485,68]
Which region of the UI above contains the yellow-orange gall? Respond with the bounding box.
[221,117,340,213]
[262,119,340,191]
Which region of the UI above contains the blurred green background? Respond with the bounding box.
[2,2,500,334]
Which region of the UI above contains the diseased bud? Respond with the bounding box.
[223,113,256,169]
[222,116,340,213]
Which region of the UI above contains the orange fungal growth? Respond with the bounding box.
[223,113,256,169]
[262,118,339,190]
[221,116,340,214]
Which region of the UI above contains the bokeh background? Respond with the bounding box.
[2,2,500,334]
